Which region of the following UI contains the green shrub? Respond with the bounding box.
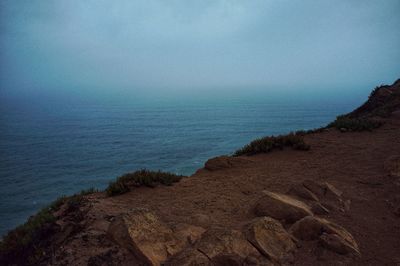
[106,169,184,196]
[234,132,310,156]
[328,115,382,131]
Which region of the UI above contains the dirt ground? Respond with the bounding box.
[44,113,400,265]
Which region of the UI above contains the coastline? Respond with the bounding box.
[1,79,399,265]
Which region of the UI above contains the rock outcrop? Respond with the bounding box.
[107,209,192,265]
[254,191,313,223]
[166,227,268,265]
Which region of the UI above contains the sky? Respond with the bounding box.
[0,0,399,100]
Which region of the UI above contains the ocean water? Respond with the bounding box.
[0,93,362,236]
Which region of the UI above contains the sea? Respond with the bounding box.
[0,91,365,236]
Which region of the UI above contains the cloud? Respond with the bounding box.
[0,0,399,98]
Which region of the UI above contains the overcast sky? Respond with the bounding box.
[0,0,399,99]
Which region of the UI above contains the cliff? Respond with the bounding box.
[1,80,400,265]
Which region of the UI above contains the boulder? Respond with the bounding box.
[289,216,360,255]
[166,227,269,266]
[302,180,345,211]
[254,191,313,223]
[289,216,324,240]
[196,228,261,262]
[107,208,186,265]
[245,217,297,264]
[320,233,359,256]
[288,184,319,201]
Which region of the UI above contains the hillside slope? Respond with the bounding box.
[1,80,400,265]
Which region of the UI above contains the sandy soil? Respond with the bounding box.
[46,114,400,265]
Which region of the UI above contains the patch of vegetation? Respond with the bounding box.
[327,115,383,131]
[0,203,57,265]
[234,132,310,156]
[0,187,98,265]
[295,127,326,136]
[106,169,184,196]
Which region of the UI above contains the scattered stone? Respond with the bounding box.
[107,208,186,265]
[245,217,297,264]
[254,191,313,223]
[288,184,319,201]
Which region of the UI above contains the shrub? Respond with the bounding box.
[106,169,184,196]
[327,115,382,131]
[234,132,310,156]
[0,188,96,265]
[0,205,56,265]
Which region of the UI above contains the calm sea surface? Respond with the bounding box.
[0,94,363,236]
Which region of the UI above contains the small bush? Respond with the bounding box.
[106,169,184,196]
[328,115,382,131]
[0,188,95,264]
[0,205,56,265]
[234,132,310,156]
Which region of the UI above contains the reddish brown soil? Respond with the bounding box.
[46,114,400,265]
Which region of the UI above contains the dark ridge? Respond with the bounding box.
[348,79,400,118]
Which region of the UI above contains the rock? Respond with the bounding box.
[196,228,261,262]
[324,182,343,206]
[311,202,330,215]
[173,223,205,245]
[289,216,324,241]
[302,180,345,211]
[245,217,297,264]
[325,182,343,198]
[204,156,251,171]
[254,191,313,223]
[289,216,360,255]
[165,249,210,266]
[302,180,325,197]
[167,227,268,266]
[320,233,359,256]
[288,184,319,201]
[107,208,186,265]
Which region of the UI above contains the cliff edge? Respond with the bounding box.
[1,80,400,265]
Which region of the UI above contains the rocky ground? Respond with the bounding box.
[2,80,400,265]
